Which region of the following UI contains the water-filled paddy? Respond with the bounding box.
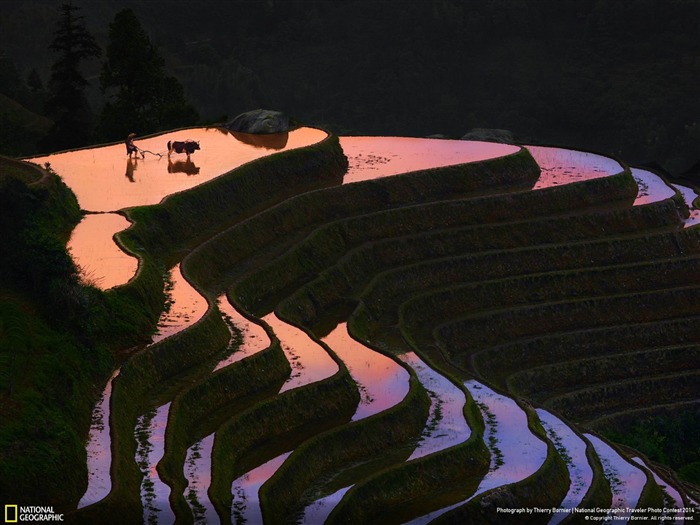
[78,368,120,509]
[28,127,327,212]
[135,403,174,524]
[321,323,409,420]
[153,263,208,344]
[67,213,137,289]
[632,167,676,205]
[527,145,623,189]
[585,433,647,518]
[262,312,338,393]
[340,136,519,183]
[55,130,696,522]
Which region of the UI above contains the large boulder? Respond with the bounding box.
[226,109,290,134]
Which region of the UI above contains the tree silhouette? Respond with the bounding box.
[98,8,198,140]
[42,2,101,152]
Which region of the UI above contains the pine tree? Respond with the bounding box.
[42,2,101,152]
[98,8,198,140]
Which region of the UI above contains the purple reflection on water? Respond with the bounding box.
[632,457,685,524]
[263,313,338,393]
[184,433,217,524]
[465,381,548,496]
[231,452,292,525]
[399,352,469,460]
[632,168,676,206]
[537,410,593,525]
[213,295,271,372]
[302,486,352,524]
[405,381,548,524]
[78,368,121,509]
[135,403,175,525]
[585,434,646,522]
[527,146,622,190]
[322,323,409,421]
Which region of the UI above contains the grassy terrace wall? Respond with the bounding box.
[236,170,640,310]
[185,148,541,293]
[508,344,700,401]
[360,220,693,321]
[435,286,700,363]
[156,337,291,519]
[259,372,431,523]
[435,412,571,525]
[252,170,645,323]
[473,315,700,388]
[208,366,360,519]
[400,255,700,341]
[546,371,700,424]
[0,157,151,506]
[119,132,347,263]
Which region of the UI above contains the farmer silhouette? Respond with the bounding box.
[125,132,139,158]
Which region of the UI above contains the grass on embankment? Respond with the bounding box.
[258,369,431,523]
[0,158,164,508]
[186,147,541,295]
[120,131,348,265]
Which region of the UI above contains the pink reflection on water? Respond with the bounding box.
[321,323,408,421]
[135,403,174,525]
[340,137,519,184]
[78,368,121,509]
[184,433,216,524]
[527,146,623,190]
[153,264,208,344]
[231,452,292,525]
[28,127,327,212]
[632,457,685,524]
[672,183,700,227]
[585,434,646,521]
[213,296,271,372]
[68,213,137,290]
[537,409,593,525]
[632,168,676,206]
[399,352,470,460]
[262,313,338,394]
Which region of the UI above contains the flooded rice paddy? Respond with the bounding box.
[537,409,593,525]
[527,145,623,189]
[28,127,327,212]
[67,213,137,289]
[340,136,519,183]
[50,132,694,522]
[135,403,175,524]
[585,433,647,520]
[78,368,121,509]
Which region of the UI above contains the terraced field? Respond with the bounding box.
[25,127,700,523]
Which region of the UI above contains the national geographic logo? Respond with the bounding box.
[4,505,64,522]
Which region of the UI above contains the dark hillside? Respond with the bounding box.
[0,0,698,174]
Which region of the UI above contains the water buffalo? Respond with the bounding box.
[167,140,201,158]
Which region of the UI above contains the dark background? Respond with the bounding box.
[1,0,698,175]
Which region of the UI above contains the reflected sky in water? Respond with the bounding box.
[28,127,327,212]
[527,145,622,189]
[67,213,137,290]
[340,137,519,184]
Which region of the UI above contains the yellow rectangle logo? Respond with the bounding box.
[5,504,18,523]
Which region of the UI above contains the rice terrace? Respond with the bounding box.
[1,108,698,524]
